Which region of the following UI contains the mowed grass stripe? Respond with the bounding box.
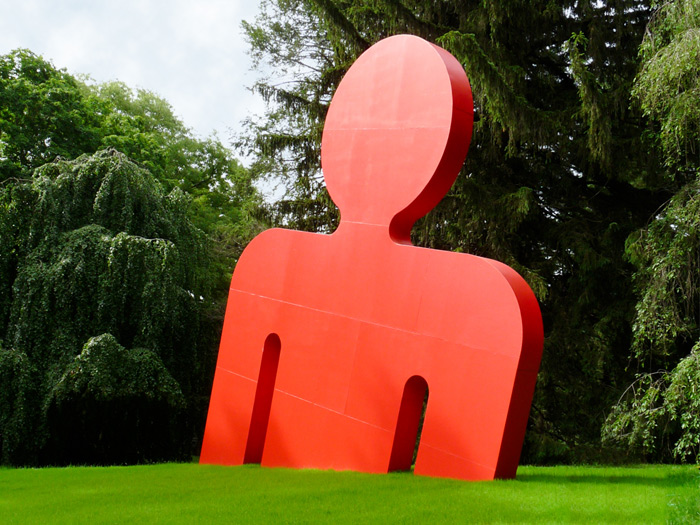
[1,464,697,523]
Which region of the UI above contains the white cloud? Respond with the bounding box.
[0,0,265,141]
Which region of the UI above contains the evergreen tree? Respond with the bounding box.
[240,0,670,461]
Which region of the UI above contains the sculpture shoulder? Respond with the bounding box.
[230,228,333,293]
[237,228,326,264]
[399,247,543,358]
[403,245,533,300]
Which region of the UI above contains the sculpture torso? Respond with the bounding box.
[201,35,543,481]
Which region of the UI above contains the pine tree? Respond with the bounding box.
[240,0,670,461]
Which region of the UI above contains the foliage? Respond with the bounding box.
[0,49,263,284]
[240,0,668,462]
[45,334,186,465]
[238,0,342,232]
[602,0,700,464]
[628,179,700,358]
[0,345,38,466]
[603,347,700,463]
[604,177,700,461]
[0,464,696,523]
[0,150,209,465]
[0,49,266,465]
[632,0,700,171]
[0,49,103,179]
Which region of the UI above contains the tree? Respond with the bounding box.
[0,150,208,465]
[0,49,103,180]
[87,80,265,301]
[240,0,670,462]
[45,334,187,465]
[0,50,264,465]
[0,50,263,282]
[603,0,700,463]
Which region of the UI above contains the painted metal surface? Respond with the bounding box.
[200,35,543,480]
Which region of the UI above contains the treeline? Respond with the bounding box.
[0,50,265,465]
[240,0,700,464]
[2,0,699,468]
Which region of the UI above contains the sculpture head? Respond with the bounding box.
[321,35,474,243]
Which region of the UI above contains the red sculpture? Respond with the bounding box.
[200,34,543,480]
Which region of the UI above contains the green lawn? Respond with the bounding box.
[1,463,697,523]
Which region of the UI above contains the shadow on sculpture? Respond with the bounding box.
[200,34,544,480]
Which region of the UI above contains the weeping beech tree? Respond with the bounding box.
[0,149,210,465]
[0,49,264,309]
[240,0,675,462]
[0,49,265,465]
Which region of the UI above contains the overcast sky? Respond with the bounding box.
[0,0,265,142]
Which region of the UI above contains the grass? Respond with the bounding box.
[0,463,698,523]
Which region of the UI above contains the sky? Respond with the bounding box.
[0,0,265,142]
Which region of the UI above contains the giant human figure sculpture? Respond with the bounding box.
[200,34,544,480]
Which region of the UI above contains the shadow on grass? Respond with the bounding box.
[516,471,693,488]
